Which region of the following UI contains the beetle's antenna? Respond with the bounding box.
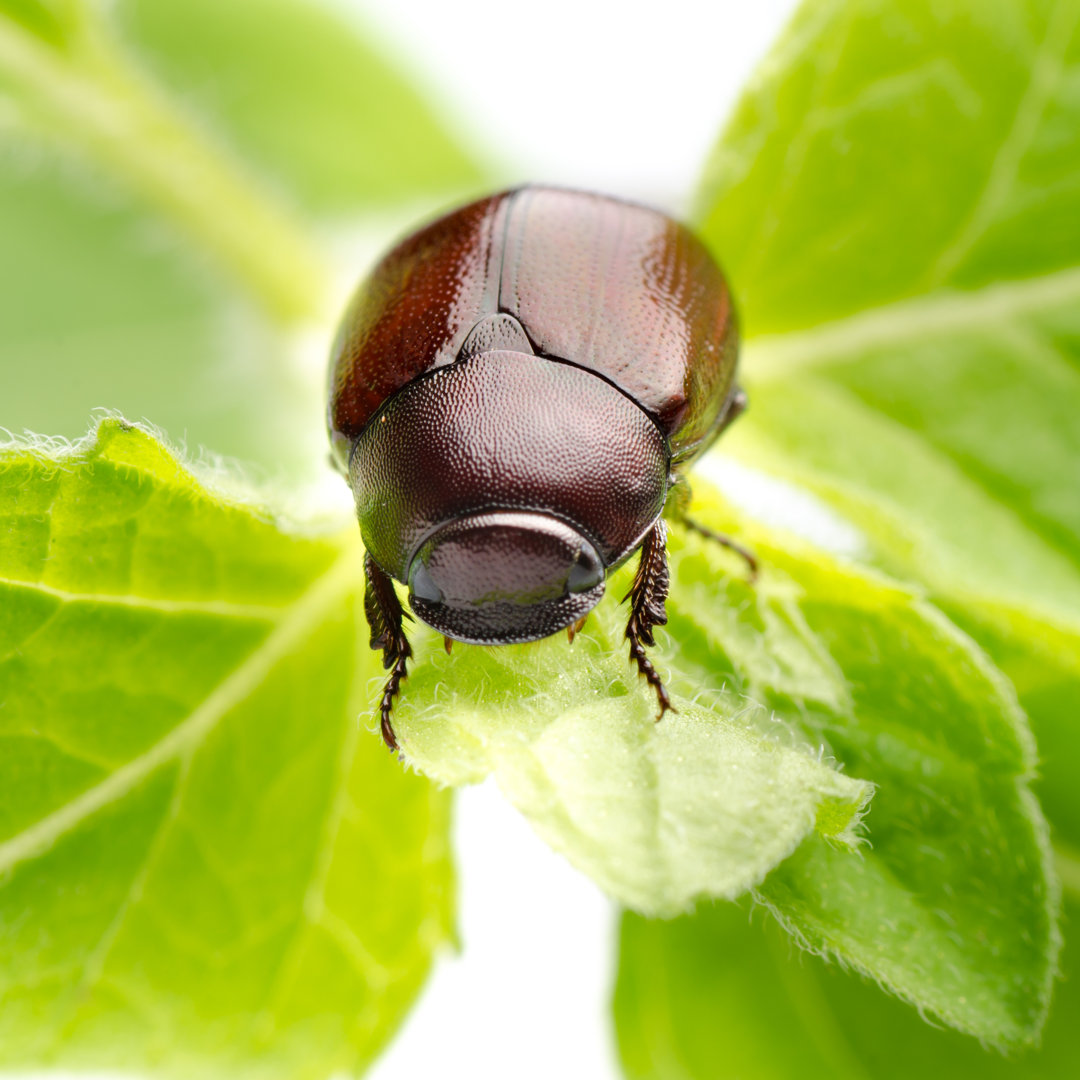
[677,516,759,582]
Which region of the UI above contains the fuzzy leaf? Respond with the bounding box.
[0,420,453,1078]
[394,614,871,917]
[639,498,1057,1047]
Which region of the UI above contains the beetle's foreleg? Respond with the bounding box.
[624,520,674,720]
[363,552,412,752]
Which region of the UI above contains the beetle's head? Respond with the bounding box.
[406,511,605,644]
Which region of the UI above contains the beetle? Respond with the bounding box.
[328,185,753,750]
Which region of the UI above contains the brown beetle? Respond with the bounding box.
[328,186,752,750]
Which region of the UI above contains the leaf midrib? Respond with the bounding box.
[0,547,358,876]
[0,574,286,618]
[745,264,1080,380]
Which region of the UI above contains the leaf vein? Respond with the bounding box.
[0,549,357,876]
[57,756,192,1038]
[253,594,368,1031]
[925,0,1080,286]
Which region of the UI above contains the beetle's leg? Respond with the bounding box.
[363,552,412,752]
[623,520,674,720]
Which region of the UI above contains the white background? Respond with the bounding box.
[351,0,801,213]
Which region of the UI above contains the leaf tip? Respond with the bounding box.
[814,778,875,849]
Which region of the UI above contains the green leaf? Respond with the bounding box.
[395,608,871,917]
[0,419,453,1078]
[615,898,1080,1080]
[695,0,1080,848]
[942,600,1080,856]
[112,0,484,214]
[643,495,1056,1047]
[698,0,1080,331]
[0,426,1051,1053]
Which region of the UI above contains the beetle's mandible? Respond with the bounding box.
[328,186,754,750]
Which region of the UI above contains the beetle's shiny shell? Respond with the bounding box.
[328,186,738,468]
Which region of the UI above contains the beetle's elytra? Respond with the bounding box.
[328,185,752,750]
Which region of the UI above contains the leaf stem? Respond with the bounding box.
[0,9,333,324]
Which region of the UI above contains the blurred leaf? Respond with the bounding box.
[113,0,484,214]
[652,501,1057,1047]
[696,0,1080,846]
[0,3,331,323]
[698,0,1080,330]
[615,898,1080,1080]
[0,420,453,1078]
[0,162,313,474]
[0,0,483,472]
[0,0,84,47]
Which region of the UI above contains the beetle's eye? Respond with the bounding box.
[409,560,443,603]
[406,511,606,645]
[567,546,603,594]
